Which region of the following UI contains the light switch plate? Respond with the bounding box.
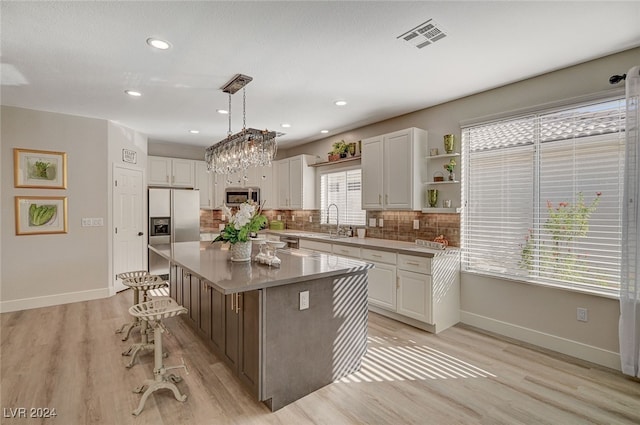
[299,291,309,310]
[413,219,419,230]
[81,218,92,227]
[369,218,377,227]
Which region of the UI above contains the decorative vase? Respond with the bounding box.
[448,171,455,181]
[427,189,439,208]
[444,134,455,154]
[230,241,252,262]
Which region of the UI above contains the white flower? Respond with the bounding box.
[230,202,256,230]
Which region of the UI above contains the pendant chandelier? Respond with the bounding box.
[205,74,277,174]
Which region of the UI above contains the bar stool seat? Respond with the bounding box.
[121,275,170,368]
[115,270,157,341]
[129,297,188,416]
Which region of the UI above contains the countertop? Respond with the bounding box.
[265,230,459,258]
[150,241,373,295]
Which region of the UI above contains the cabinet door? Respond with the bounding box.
[361,137,384,209]
[397,269,432,323]
[172,159,195,187]
[212,173,225,209]
[384,130,412,209]
[258,165,275,210]
[148,156,172,186]
[367,262,397,311]
[199,282,211,337]
[288,156,303,209]
[189,275,200,328]
[275,160,290,209]
[224,294,239,371]
[169,264,178,300]
[209,288,225,352]
[238,290,260,396]
[194,161,213,208]
[174,266,183,306]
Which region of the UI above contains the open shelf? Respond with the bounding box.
[426,153,460,160]
[310,156,361,167]
[421,207,461,213]
[424,180,460,185]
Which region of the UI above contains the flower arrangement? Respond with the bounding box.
[443,158,456,173]
[214,201,267,244]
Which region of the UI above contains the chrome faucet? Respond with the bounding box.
[327,203,341,237]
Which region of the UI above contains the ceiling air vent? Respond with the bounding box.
[397,19,447,49]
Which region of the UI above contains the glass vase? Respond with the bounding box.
[427,189,439,208]
[444,134,455,154]
[230,241,252,262]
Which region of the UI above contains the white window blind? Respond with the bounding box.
[320,168,366,226]
[462,98,625,295]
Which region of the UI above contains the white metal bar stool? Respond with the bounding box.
[129,297,188,416]
[115,270,155,341]
[121,275,169,368]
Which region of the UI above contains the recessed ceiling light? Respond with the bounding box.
[146,37,171,50]
[334,100,347,106]
[125,90,142,97]
[320,130,329,134]
[281,123,291,128]
[189,130,200,134]
[216,109,229,114]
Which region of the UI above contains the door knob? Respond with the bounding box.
[138,232,144,236]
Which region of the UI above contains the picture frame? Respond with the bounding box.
[15,196,68,235]
[14,148,67,189]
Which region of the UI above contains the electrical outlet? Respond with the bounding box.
[369,218,377,227]
[299,291,309,310]
[577,307,588,322]
[309,216,313,223]
[277,215,282,221]
[221,214,226,221]
[378,218,384,227]
[292,215,295,221]
[81,218,92,227]
[413,219,419,230]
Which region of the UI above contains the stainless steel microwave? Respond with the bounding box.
[225,187,260,206]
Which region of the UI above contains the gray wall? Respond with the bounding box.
[1,106,147,312]
[287,47,640,369]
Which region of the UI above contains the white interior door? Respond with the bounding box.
[113,165,145,292]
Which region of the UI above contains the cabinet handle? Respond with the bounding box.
[379,194,382,204]
[396,276,400,289]
[372,254,382,258]
[406,261,421,266]
[166,175,169,183]
[230,294,235,311]
[385,194,388,204]
[236,294,241,314]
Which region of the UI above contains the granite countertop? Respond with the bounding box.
[266,230,460,258]
[150,241,372,295]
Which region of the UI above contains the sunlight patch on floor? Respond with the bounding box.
[338,336,496,383]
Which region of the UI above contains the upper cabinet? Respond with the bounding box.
[148,156,195,188]
[361,128,428,210]
[275,154,316,210]
[194,161,214,209]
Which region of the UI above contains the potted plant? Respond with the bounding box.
[214,201,267,261]
[328,140,349,161]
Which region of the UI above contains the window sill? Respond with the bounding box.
[461,270,619,300]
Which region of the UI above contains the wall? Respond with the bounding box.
[286,47,640,369]
[0,107,148,312]
[1,106,109,311]
[148,139,205,160]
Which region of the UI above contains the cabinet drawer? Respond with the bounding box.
[332,244,361,259]
[397,254,431,274]
[362,248,397,265]
[299,239,332,253]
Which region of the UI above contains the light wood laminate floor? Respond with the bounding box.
[1,290,639,424]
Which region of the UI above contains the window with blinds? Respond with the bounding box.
[320,168,366,226]
[461,98,625,295]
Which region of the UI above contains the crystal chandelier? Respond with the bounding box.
[205,74,277,175]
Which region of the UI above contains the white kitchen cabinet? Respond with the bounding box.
[397,269,432,323]
[275,154,316,209]
[299,239,332,253]
[148,156,195,187]
[195,161,213,209]
[361,127,428,210]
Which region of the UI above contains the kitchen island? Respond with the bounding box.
[149,241,373,411]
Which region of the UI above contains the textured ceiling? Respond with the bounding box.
[2,1,639,149]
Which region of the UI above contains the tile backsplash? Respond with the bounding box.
[200,209,460,247]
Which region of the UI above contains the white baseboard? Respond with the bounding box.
[460,310,621,371]
[0,288,111,313]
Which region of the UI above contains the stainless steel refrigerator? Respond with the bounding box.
[148,188,200,277]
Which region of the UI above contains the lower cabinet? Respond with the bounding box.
[396,269,432,323]
[169,262,260,397]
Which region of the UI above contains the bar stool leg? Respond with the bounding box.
[132,324,187,416]
[115,287,141,341]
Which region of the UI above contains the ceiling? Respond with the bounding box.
[2,1,639,150]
